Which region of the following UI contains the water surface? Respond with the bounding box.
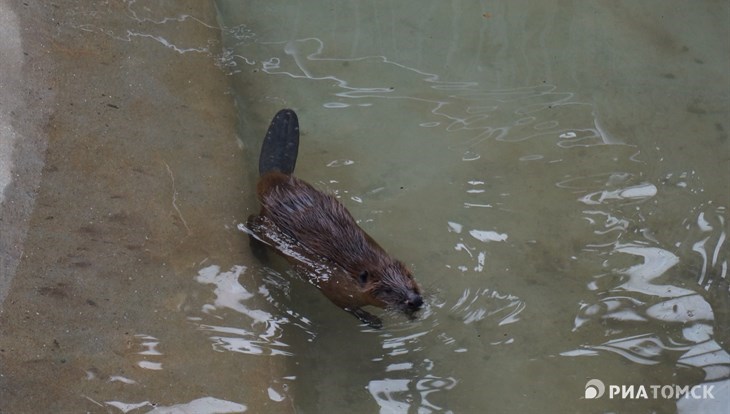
[2,1,727,413]
[215,1,729,413]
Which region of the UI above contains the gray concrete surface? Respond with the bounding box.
[0,0,50,311]
[0,1,285,412]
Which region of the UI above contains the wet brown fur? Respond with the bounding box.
[249,171,422,327]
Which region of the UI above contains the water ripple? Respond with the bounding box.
[564,200,730,386]
[192,264,313,357]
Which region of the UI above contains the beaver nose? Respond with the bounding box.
[406,293,423,310]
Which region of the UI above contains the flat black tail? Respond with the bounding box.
[258,109,299,176]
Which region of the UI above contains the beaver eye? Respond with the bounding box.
[358,271,369,285]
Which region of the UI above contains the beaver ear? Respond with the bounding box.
[358,271,369,286]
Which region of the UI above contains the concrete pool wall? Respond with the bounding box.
[0,1,287,412]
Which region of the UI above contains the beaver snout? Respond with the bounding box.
[406,292,423,309]
[403,292,424,318]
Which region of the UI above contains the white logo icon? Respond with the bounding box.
[585,379,605,399]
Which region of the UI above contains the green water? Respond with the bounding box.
[2,1,726,413]
[216,1,729,412]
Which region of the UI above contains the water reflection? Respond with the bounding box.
[221,34,619,160]
[106,397,246,414]
[348,280,525,411]
[562,175,730,411]
[67,1,222,56]
[217,26,727,410]
[190,254,526,411]
[73,2,728,411]
[368,325,462,413]
[368,374,458,414]
[193,264,314,356]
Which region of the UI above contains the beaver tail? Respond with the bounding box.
[258,109,300,176]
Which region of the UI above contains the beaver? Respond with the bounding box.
[246,109,423,328]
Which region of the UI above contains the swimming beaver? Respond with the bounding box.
[246,109,423,328]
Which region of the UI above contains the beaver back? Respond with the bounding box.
[258,172,391,275]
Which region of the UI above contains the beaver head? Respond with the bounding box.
[360,261,423,318]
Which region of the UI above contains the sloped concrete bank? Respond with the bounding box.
[0,1,286,412]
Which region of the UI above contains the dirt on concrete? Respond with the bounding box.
[0,1,286,412]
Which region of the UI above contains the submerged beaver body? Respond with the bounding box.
[247,109,422,327]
